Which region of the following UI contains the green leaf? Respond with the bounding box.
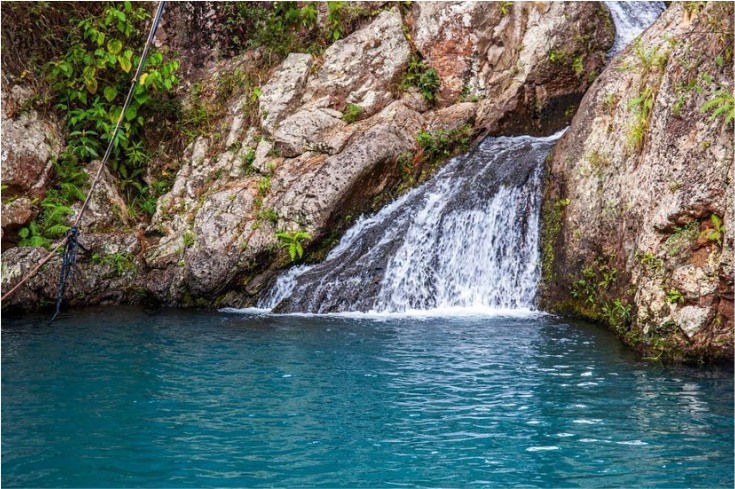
[711,214,722,229]
[109,106,123,123]
[103,86,118,102]
[18,228,30,238]
[83,66,96,80]
[125,104,137,121]
[118,55,132,73]
[85,78,98,94]
[107,39,123,55]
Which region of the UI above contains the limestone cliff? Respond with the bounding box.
[540,3,734,362]
[1,2,612,310]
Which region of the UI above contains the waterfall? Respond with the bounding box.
[250,3,667,316]
[604,1,667,56]
[259,132,563,314]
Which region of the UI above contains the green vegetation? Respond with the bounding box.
[547,50,564,64]
[499,2,513,17]
[343,103,363,123]
[416,125,472,164]
[183,230,196,248]
[572,56,584,78]
[258,208,279,224]
[585,150,610,173]
[47,2,179,193]
[91,251,137,277]
[705,214,726,246]
[540,197,570,285]
[701,89,734,128]
[275,229,312,262]
[629,39,669,75]
[257,176,272,197]
[600,299,632,332]
[401,56,441,104]
[219,2,374,60]
[14,3,179,247]
[665,288,685,304]
[627,87,655,151]
[634,250,664,273]
[665,222,699,256]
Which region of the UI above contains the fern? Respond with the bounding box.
[59,182,87,202]
[701,89,735,128]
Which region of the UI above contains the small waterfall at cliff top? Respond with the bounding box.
[258,133,563,315]
[604,1,667,56]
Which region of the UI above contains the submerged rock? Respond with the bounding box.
[540,3,734,362]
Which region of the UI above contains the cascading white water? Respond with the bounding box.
[604,1,667,55]
[259,132,562,314]
[254,3,668,315]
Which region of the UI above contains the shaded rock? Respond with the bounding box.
[1,197,35,234]
[1,232,144,311]
[411,1,613,133]
[274,101,424,231]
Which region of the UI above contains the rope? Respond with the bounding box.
[0,1,166,308]
[50,226,83,323]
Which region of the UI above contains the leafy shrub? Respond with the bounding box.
[706,214,726,245]
[417,124,472,163]
[401,56,441,104]
[275,229,312,262]
[46,2,179,198]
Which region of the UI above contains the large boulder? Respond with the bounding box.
[540,3,733,362]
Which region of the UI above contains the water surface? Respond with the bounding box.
[2,307,733,487]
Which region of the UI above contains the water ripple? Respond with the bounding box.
[2,307,732,488]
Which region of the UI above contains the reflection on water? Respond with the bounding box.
[2,307,733,488]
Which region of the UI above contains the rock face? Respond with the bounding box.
[1,85,64,238]
[411,2,614,135]
[2,2,612,313]
[540,3,734,362]
[302,8,411,116]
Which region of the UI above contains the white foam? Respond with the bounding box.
[220,305,547,320]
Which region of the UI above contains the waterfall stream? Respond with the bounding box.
[604,1,667,56]
[253,3,666,315]
[259,133,561,314]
